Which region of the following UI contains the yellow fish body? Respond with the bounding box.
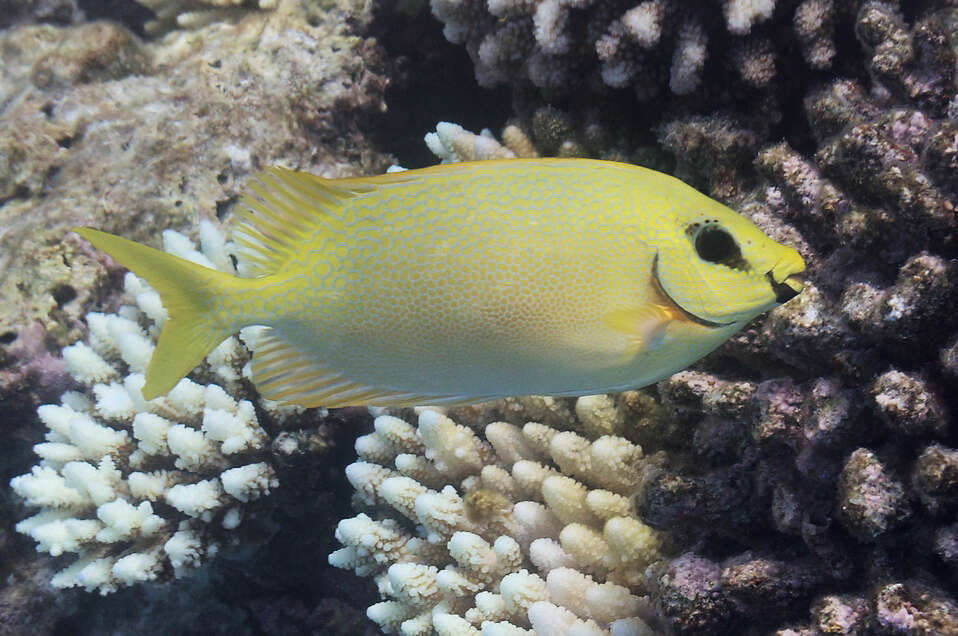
[75,159,804,407]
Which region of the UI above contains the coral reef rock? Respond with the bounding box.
[0,0,390,391]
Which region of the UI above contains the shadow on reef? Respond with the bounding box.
[77,0,154,36]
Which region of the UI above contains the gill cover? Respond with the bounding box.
[653,199,805,325]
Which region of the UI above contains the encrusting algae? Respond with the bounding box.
[74,158,805,408]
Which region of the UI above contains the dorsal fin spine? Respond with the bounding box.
[246,184,310,232]
[232,167,357,277]
[266,169,340,210]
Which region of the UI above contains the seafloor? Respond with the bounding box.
[1,0,957,634]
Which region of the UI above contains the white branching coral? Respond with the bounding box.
[425,121,537,163]
[9,222,286,594]
[622,1,666,49]
[330,399,668,634]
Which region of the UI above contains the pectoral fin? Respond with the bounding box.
[602,304,679,357]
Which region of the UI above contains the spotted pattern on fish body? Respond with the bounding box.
[74,158,805,407]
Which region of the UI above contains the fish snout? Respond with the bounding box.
[767,252,806,304]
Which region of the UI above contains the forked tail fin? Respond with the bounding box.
[73,227,238,399]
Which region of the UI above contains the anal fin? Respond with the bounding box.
[250,329,487,407]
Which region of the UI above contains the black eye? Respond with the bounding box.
[695,227,742,265]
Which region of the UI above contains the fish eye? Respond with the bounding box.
[694,226,743,267]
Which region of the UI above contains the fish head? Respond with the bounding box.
[653,194,806,327]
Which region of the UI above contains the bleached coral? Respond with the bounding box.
[723,0,775,35]
[622,1,666,49]
[330,399,668,634]
[9,222,284,594]
[668,19,707,95]
[425,121,538,163]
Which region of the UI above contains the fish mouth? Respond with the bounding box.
[651,254,735,329]
[767,251,806,304]
[767,271,804,303]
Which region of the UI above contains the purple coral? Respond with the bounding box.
[912,444,958,514]
[652,553,737,634]
[429,0,862,102]
[875,581,958,635]
[838,448,911,542]
[811,594,873,635]
[871,370,947,438]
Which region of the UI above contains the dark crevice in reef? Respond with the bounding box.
[364,1,513,169]
[76,0,154,37]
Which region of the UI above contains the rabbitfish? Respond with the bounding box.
[74,158,805,407]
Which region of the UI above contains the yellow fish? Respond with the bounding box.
[74,159,804,407]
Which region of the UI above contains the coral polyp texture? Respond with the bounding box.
[330,398,667,635]
[8,223,297,594]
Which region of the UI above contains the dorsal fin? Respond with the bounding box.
[232,160,583,277]
[232,167,367,277]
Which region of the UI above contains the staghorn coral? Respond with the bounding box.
[330,401,669,634]
[7,223,327,594]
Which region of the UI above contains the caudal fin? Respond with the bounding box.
[73,227,236,400]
